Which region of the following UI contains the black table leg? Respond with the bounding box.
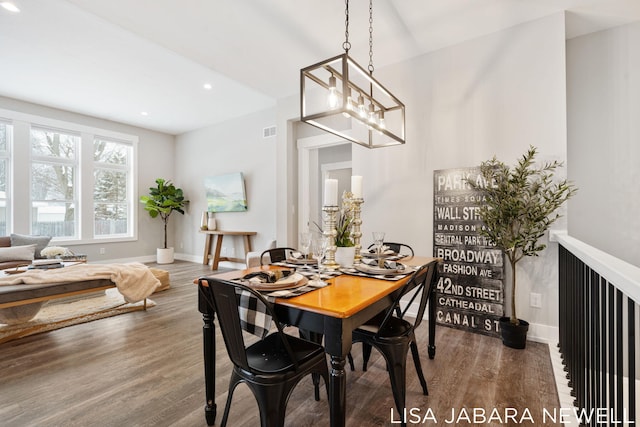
[428,281,437,359]
[329,355,347,427]
[199,287,216,426]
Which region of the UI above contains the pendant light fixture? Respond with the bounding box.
[300,0,405,148]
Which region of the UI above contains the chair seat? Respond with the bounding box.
[246,333,327,374]
[199,276,330,427]
[354,315,413,339]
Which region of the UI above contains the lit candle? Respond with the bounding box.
[351,175,363,199]
[324,179,338,206]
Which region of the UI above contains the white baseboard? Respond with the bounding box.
[91,255,156,264]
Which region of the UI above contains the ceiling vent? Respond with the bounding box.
[263,126,276,138]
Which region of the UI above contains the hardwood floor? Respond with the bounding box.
[0,260,560,426]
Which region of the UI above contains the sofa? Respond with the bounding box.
[0,234,52,270]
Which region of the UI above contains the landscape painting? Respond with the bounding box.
[204,172,248,212]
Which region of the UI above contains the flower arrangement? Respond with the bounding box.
[314,191,356,247]
[40,246,70,258]
[335,191,356,247]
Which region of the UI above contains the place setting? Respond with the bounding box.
[339,231,415,281]
[233,265,331,299]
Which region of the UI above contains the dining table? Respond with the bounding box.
[196,255,440,427]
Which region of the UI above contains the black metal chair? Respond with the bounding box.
[259,247,297,265]
[350,260,438,419]
[198,277,329,427]
[367,242,414,257]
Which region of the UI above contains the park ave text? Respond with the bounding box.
[390,407,634,424]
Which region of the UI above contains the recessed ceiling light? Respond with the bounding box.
[203,83,213,90]
[140,111,148,116]
[1,2,20,13]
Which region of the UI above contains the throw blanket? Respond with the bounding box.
[0,262,160,303]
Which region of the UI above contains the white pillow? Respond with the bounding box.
[10,234,52,259]
[0,244,37,262]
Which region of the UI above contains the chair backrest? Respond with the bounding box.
[260,247,296,265]
[367,242,414,256]
[198,277,299,371]
[376,260,439,335]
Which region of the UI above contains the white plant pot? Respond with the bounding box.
[157,247,175,264]
[335,246,356,268]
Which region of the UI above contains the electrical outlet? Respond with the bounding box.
[530,292,542,308]
[222,247,227,255]
[99,248,106,255]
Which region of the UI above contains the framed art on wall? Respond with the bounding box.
[204,172,248,212]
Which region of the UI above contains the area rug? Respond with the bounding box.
[0,289,155,344]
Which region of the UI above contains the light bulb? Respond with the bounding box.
[378,111,386,130]
[342,89,353,118]
[327,75,339,109]
[368,104,376,124]
[357,95,367,119]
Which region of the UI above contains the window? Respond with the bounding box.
[0,108,138,243]
[30,127,79,238]
[0,121,10,235]
[93,138,132,237]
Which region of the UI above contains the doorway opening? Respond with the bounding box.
[297,135,352,241]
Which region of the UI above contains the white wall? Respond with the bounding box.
[363,13,568,337]
[0,95,175,262]
[276,13,568,340]
[174,108,278,262]
[567,22,640,268]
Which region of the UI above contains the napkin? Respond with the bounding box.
[242,270,294,284]
[360,258,405,270]
[363,246,394,255]
[289,251,310,260]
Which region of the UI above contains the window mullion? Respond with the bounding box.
[79,132,94,240]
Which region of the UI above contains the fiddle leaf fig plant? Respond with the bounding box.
[140,178,189,249]
[468,146,577,325]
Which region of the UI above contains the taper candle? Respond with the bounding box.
[351,175,363,198]
[324,178,338,206]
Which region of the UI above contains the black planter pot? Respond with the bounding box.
[499,317,529,349]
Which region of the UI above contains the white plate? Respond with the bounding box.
[248,273,308,291]
[355,264,402,275]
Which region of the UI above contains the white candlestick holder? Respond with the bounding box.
[351,197,364,262]
[322,205,340,270]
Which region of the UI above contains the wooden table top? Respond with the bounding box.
[203,255,439,319]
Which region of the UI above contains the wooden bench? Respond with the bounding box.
[0,278,118,311]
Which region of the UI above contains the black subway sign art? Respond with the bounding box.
[433,167,504,337]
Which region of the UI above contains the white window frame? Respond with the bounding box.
[0,108,138,245]
[92,136,134,240]
[0,119,12,235]
[30,125,80,240]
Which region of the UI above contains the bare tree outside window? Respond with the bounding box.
[93,138,131,236]
[30,128,77,237]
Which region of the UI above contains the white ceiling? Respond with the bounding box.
[1,0,639,135]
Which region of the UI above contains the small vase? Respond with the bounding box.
[201,211,209,230]
[335,246,356,268]
[207,212,217,231]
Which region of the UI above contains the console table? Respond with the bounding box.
[199,230,257,270]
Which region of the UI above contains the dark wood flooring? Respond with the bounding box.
[0,260,560,426]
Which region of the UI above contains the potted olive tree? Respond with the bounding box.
[468,146,577,349]
[140,178,189,264]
